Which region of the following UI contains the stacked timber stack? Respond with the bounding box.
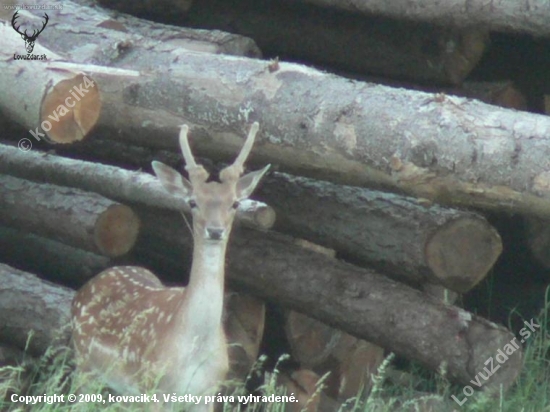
[0,0,549,410]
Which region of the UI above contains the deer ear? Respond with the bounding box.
[236,164,270,200]
[152,161,193,198]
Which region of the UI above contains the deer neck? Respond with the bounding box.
[179,235,227,338]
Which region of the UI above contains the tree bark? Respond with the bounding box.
[292,0,550,37]
[224,292,265,382]
[257,172,502,292]
[136,207,523,391]
[0,144,275,231]
[0,264,74,356]
[0,174,140,257]
[525,217,550,270]
[181,0,487,85]
[95,0,193,17]
[7,0,260,59]
[0,226,111,288]
[24,46,550,220]
[44,137,501,292]
[0,25,101,144]
[284,310,384,400]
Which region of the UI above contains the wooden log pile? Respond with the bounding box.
[1,0,549,409]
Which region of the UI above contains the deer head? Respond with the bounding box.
[12,12,49,54]
[152,122,270,242]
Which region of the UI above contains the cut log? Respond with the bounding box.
[4,0,260,59]
[224,291,266,382]
[0,174,140,257]
[0,264,74,356]
[0,226,111,288]
[0,144,274,231]
[458,81,527,111]
[181,0,487,85]
[284,310,384,400]
[257,172,502,292]
[136,207,523,391]
[47,137,500,292]
[0,25,101,144]
[291,0,550,37]
[273,369,323,412]
[525,217,550,270]
[17,45,549,220]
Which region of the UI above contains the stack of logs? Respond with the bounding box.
[1,0,550,410]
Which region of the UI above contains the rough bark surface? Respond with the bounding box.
[294,0,550,37]
[35,46,550,219]
[257,172,502,292]
[5,0,260,60]
[136,207,523,391]
[183,0,487,85]
[0,174,140,257]
[0,144,274,230]
[0,226,111,288]
[0,264,74,356]
[42,138,500,292]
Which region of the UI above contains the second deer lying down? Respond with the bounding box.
[71,123,270,411]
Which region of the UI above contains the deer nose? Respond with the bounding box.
[206,228,224,240]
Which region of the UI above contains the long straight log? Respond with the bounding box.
[44,138,501,292]
[0,174,140,257]
[181,0,487,85]
[293,0,550,37]
[136,207,523,391]
[0,264,73,356]
[0,144,274,231]
[0,226,111,288]
[6,0,259,60]
[18,47,549,219]
[257,172,502,292]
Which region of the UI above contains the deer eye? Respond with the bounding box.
[188,199,198,209]
[232,201,240,210]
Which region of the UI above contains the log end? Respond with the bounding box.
[444,30,488,85]
[40,74,101,144]
[237,200,276,230]
[425,216,502,292]
[224,292,265,381]
[94,204,140,257]
[466,320,524,393]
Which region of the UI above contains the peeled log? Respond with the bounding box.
[257,172,502,292]
[0,174,140,257]
[0,264,74,356]
[136,207,523,391]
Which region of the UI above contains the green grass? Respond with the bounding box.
[1,298,549,412]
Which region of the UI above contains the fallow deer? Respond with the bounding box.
[71,122,270,411]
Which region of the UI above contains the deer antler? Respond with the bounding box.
[178,124,209,184]
[220,122,260,182]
